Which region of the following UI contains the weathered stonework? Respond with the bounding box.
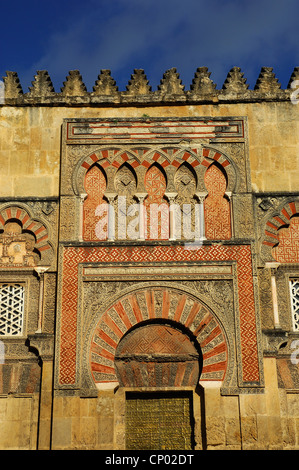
[0,65,299,450]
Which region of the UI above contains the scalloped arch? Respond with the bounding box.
[198,146,238,193]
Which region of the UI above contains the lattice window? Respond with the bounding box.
[0,284,24,336]
[289,279,299,331]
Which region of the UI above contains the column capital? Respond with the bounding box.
[165,192,178,203]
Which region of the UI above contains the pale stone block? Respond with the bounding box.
[14,175,55,197]
[224,417,241,445]
[62,396,80,418]
[98,416,114,445]
[52,417,72,449]
[240,416,257,446]
[78,416,97,448]
[203,386,221,417]
[239,393,267,417]
[287,394,299,417]
[206,416,225,446]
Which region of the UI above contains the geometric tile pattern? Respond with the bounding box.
[0,283,24,336]
[204,163,231,240]
[58,243,260,386]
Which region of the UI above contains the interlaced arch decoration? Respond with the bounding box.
[73,146,202,195]
[89,286,228,388]
[74,145,238,242]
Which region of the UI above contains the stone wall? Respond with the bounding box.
[0,65,299,450]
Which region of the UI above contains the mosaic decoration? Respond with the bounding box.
[58,244,260,387]
[204,163,231,240]
[83,164,107,241]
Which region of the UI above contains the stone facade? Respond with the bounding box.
[0,66,299,449]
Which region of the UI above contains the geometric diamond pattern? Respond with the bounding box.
[0,283,24,336]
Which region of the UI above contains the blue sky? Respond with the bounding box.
[1,0,299,92]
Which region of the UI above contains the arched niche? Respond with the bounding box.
[83,163,107,241]
[204,162,231,240]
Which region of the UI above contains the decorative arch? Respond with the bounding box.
[73,146,202,195]
[114,162,137,195]
[89,287,228,388]
[261,200,299,263]
[83,163,107,241]
[197,146,238,193]
[0,205,51,266]
[204,162,231,240]
[174,161,197,200]
[73,147,141,195]
[144,163,169,239]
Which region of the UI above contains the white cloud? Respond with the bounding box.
[20,0,299,91]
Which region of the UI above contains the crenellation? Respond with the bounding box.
[61,70,88,97]
[2,66,297,105]
[188,66,217,99]
[254,66,282,95]
[221,66,249,95]
[28,70,55,98]
[92,69,119,96]
[3,71,23,101]
[124,69,152,96]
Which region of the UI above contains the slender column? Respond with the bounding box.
[34,266,50,333]
[135,193,147,240]
[78,193,87,241]
[265,262,281,329]
[105,193,117,241]
[194,192,207,241]
[225,191,234,238]
[165,192,178,241]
